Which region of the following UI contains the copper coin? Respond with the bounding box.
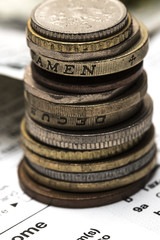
[18,159,158,208]
[31,62,143,94]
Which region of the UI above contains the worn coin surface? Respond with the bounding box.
[23,154,157,192]
[21,119,141,161]
[18,159,157,208]
[31,0,128,42]
[28,16,139,61]
[25,95,153,150]
[31,21,148,76]
[22,125,155,172]
[24,72,146,130]
[25,64,139,104]
[31,62,143,94]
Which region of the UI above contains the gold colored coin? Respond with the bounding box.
[23,125,154,172]
[27,14,132,53]
[21,119,140,161]
[31,21,148,77]
[23,154,157,192]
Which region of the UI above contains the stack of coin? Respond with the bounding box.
[18,0,157,208]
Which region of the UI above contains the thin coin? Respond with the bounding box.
[24,73,147,130]
[31,21,148,76]
[26,144,156,182]
[27,14,131,53]
[18,160,158,208]
[22,125,155,172]
[25,95,153,150]
[23,154,157,192]
[31,62,143,94]
[31,0,128,42]
[28,16,139,61]
[21,119,141,161]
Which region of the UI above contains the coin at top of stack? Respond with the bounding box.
[18,0,157,208]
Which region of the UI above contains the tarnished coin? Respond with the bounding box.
[21,119,141,161]
[31,0,128,42]
[23,153,157,192]
[27,14,132,53]
[25,64,138,104]
[22,125,155,172]
[31,21,148,76]
[31,62,143,94]
[18,159,158,208]
[24,71,147,130]
[24,72,147,130]
[25,95,153,150]
[28,16,139,61]
[26,144,156,183]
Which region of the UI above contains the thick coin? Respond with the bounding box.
[25,95,153,150]
[18,159,157,208]
[31,21,148,76]
[31,0,128,42]
[22,125,155,172]
[24,73,147,130]
[25,64,139,104]
[31,62,143,94]
[28,16,140,61]
[21,119,140,161]
[23,154,157,192]
[26,144,156,183]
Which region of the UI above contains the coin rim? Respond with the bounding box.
[31,21,148,76]
[18,159,157,208]
[31,0,128,42]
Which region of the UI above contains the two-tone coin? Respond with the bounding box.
[25,95,153,150]
[19,159,158,208]
[22,125,155,172]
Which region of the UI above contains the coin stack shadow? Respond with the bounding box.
[18,0,157,208]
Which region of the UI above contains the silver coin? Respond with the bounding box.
[31,0,127,41]
[26,144,156,183]
[28,17,139,61]
[25,95,153,150]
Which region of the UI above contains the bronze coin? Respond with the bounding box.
[31,62,143,94]
[18,159,158,208]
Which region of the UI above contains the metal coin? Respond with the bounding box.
[23,154,157,192]
[28,17,140,61]
[24,73,147,130]
[26,144,156,183]
[31,21,148,76]
[31,0,128,42]
[18,159,158,208]
[25,64,140,104]
[27,14,132,53]
[22,125,155,172]
[25,95,153,150]
[31,62,143,94]
[21,119,140,161]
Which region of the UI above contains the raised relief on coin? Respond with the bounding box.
[31,0,127,41]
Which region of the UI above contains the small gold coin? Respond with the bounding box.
[27,14,132,53]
